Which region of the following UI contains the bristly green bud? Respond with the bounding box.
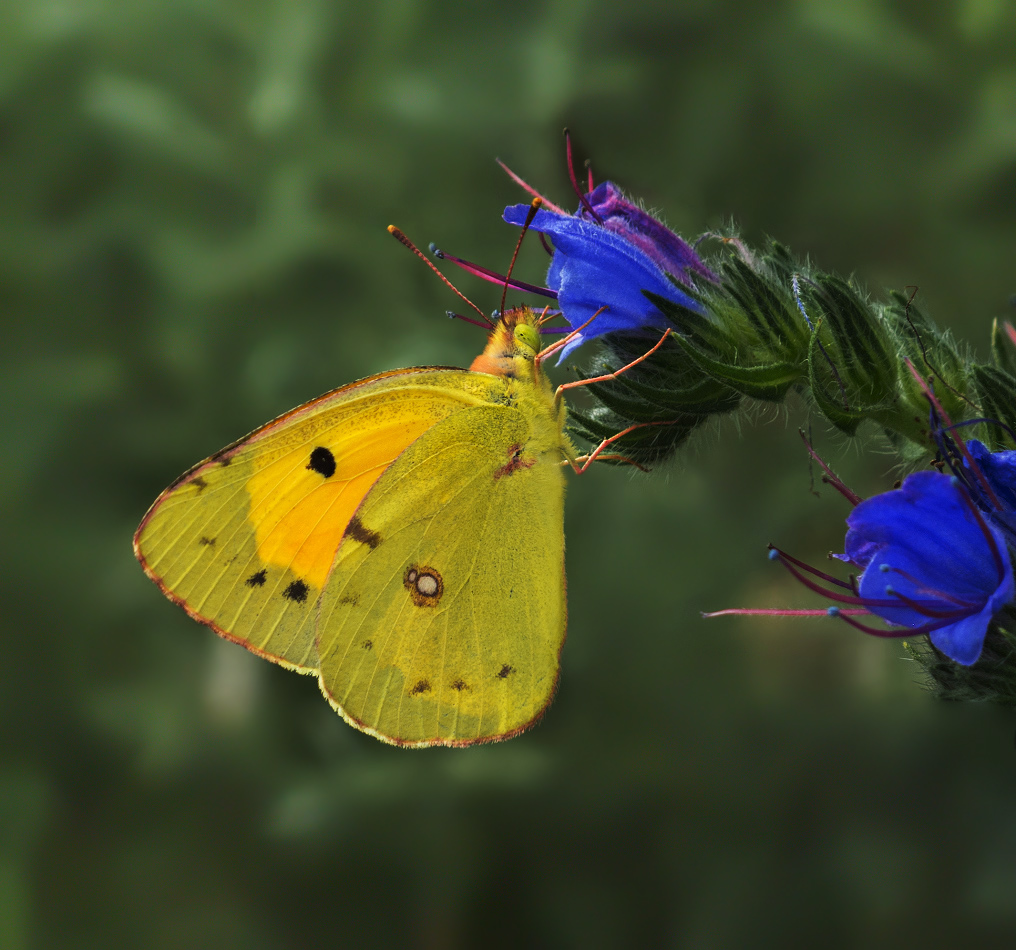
[575,230,1016,466]
[906,613,1016,706]
[567,327,742,467]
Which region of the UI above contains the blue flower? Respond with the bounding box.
[502,179,714,360]
[841,471,1014,665]
[708,468,1015,668]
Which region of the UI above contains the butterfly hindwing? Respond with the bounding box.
[134,369,499,672]
[315,404,567,746]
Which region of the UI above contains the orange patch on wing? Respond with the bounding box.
[245,412,436,588]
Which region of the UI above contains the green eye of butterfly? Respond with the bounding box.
[513,323,539,355]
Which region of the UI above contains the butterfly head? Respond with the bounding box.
[469,306,546,379]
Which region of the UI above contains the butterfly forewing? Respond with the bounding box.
[134,369,496,671]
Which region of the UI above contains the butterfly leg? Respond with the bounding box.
[555,328,678,473]
[554,329,672,400]
[536,307,609,365]
[570,420,678,474]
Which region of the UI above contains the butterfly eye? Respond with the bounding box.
[514,323,539,355]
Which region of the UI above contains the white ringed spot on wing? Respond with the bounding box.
[403,566,443,607]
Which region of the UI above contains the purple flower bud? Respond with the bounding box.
[581,182,717,285]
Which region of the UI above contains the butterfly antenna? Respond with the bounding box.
[564,128,602,223]
[501,197,542,316]
[388,225,493,328]
[446,310,497,330]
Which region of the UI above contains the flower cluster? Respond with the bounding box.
[439,138,1016,700]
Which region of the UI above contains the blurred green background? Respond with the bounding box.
[5,1,1016,947]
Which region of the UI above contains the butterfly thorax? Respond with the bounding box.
[468,307,572,462]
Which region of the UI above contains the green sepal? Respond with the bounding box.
[972,363,1016,447]
[800,275,899,404]
[645,291,730,352]
[807,322,865,435]
[718,256,807,353]
[592,371,741,415]
[566,407,701,468]
[906,617,1016,706]
[668,332,804,401]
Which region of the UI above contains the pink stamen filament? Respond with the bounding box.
[881,564,980,610]
[836,608,963,639]
[497,159,567,215]
[772,547,853,590]
[702,607,869,618]
[774,550,951,612]
[885,587,977,620]
[833,612,912,638]
[954,479,1007,581]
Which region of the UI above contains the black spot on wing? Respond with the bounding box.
[307,446,336,478]
[451,679,469,691]
[198,536,216,546]
[409,679,431,696]
[361,639,373,651]
[346,515,381,549]
[246,569,267,587]
[496,664,515,679]
[209,445,235,466]
[283,580,309,603]
[191,476,208,492]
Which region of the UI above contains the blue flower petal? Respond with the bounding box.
[965,439,1016,542]
[930,613,998,666]
[967,440,1016,506]
[844,471,1014,665]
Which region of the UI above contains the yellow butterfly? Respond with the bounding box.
[135,301,590,747]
